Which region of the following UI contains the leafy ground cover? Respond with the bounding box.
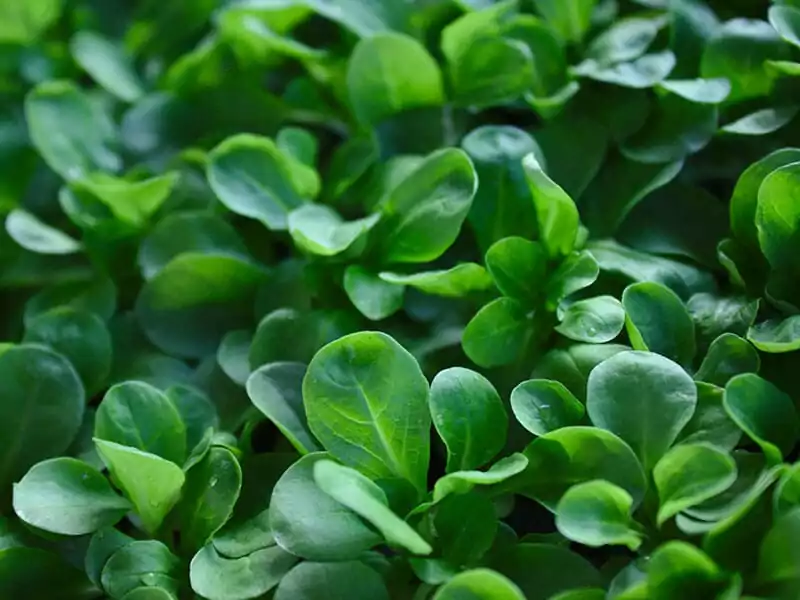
[4,0,800,598]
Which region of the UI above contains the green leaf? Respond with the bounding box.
[247,362,320,454]
[313,459,432,555]
[770,5,800,49]
[13,458,129,535]
[587,350,697,469]
[135,253,264,359]
[167,385,218,457]
[758,507,800,584]
[517,426,647,510]
[450,38,534,108]
[101,540,179,600]
[532,343,629,403]
[461,125,541,251]
[677,383,742,451]
[122,588,176,600]
[749,316,800,353]
[0,547,94,600]
[85,528,134,587]
[462,298,531,368]
[25,80,120,181]
[95,381,186,465]
[376,148,478,264]
[288,205,379,257]
[648,542,734,600]
[658,78,731,104]
[730,148,800,253]
[217,330,252,386]
[0,0,62,43]
[510,379,585,436]
[430,367,508,472]
[654,443,737,526]
[177,447,242,553]
[303,332,431,491]
[532,0,598,43]
[622,282,696,366]
[274,561,390,600]
[723,374,799,464]
[432,568,525,600]
[347,32,444,125]
[756,162,800,273]
[378,263,493,297]
[523,154,579,259]
[491,543,601,600]
[505,15,570,104]
[722,107,799,135]
[250,308,318,367]
[574,51,676,88]
[433,453,529,502]
[190,543,297,600]
[555,480,642,549]
[0,344,84,490]
[5,210,81,255]
[300,0,409,38]
[73,172,180,227]
[94,439,186,535]
[485,237,547,304]
[700,18,789,103]
[24,307,112,394]
[344,266,405,321]
[24,277,116,326]
[434,492,498,565]
[70,31,145,102]
[138,212,249,280]
[556,296,625,344]
[277,127,318,167]
[695,334,760,387]
[207,134,306,231]
[586,17,660,65]
[269,453,381,560]
[545,251,600,310]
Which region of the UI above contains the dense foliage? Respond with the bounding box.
[4,0,800,598]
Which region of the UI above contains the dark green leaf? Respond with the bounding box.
[523,154,579,259]
[695,334,760,387]
[101,540,179,600]
[510,379,585,436]
[274,561,390,600]
[463,298,531,368]
[485,237,547,304]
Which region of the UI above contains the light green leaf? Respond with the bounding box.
[344,266,405,321]
[5,210,81,255]
[586,17,660,65]
[288,205,379,257]
[269,453,381,560]
[433,569,525,600]
[517,426,647,510]
[485,237,547,304]
[574,51,676,88]
[0,0,62,43]
[510,379,585,436]
[94,440,186,535]
[723,374,799,464]
[376,148,478,264]
[249,308,318,367]
[378,263,493,298]
[430,367,508,472]
[95,381,187,465]
[176,447,242,553]
[523,154,579,259]
[695,334,760,387]
[433,453,529,502]
[70,31,145,102]
[313,459,432,555]
[25,80,120,181]
[450,38,534,108]
[769,5,800,49]
[299,0,409,38]
[545,251,600,309]
[217,330,252,386]
[347,32,443,126]
[13,458,130,536]
[648,542,735,600]
[748,316,800,353]
[532,0,598,43]
[658,78,731,103]
[622,281,696,366]
[441,0,518,65]
[555,480,642,549]
[587,351,697,469]
[0,345,84,490]
[462,297,531,368]
[756,162,800,272]
[722,107,798,135]
[654,443,737,526]
[247,362,320,454]
[73,172,179,227]
[190,543,297,600]
[275,561,389,600]
[207,134,306,230]
[101,540,179,600]
[303,332,431,491]
[556,296,625,344]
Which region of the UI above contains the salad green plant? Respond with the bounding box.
[4,0,800,598]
